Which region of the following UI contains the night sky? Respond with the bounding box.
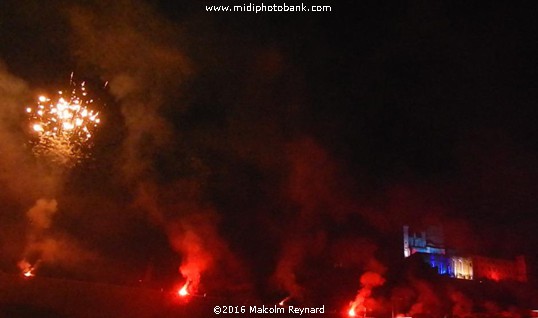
[0,0,537,307]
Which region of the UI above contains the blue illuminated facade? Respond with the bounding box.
[427,253,451,276]
[404,226,474,280]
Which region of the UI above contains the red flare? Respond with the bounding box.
[19,260,36,278]
[279,296,291,306]
[178,281,189,297]
[23,269,34,278]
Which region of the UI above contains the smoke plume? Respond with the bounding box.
[68,0,190,181]
[407,279,442,317]
[272,137,359,299]
[450,290,473,317]
[0,62,57,199]
[135,181,249,294]
[67,0,239,293]
[19,198,97,275]
[349,271,386,316]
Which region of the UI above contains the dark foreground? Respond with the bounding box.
[0,272,341,318]
[2,272,536,318]
[0,272,179,317]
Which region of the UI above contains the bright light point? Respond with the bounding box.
[26,107,32,113]
[33,124,43,132]
[38,96,47,102]
[278,296,291,306]
[348,308,356,317]
[178,284,189,297]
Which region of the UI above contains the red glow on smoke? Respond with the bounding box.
[347,271,385,318]
[488,271,500,282]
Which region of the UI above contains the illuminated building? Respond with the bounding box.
[413,253,473,280]
[403,226,526,282]
[403,225,446,258]
[451,256,473,280]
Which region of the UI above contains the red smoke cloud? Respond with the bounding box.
[19,199,97,276]
[169,213,225,294]
[450,290,473,317]
[348,271,386,317]
[135,181,250,295]
[273,137,360,298]
[407,279,442,317]
[285,137,357,220]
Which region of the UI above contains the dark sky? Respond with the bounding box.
[0,0,537,299]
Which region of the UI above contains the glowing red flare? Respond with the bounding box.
[278,296,291,306]
[23,269,34,278]
[178,282,189,297]
[348,307,357,317]
[18,260,36,278]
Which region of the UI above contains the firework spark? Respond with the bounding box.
[27,79,100,165]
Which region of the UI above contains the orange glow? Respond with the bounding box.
[23,269,34,278]
[26,78,100,165]
[18,260,36,278]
